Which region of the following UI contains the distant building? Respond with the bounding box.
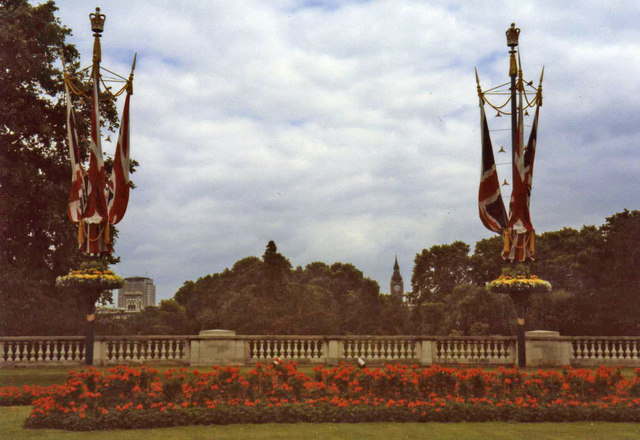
[95,306,127,319]
[390,255,404,297]
[117,277,156,313]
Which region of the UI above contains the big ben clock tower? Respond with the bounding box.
[390,255,404,297]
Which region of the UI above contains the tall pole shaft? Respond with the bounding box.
[506,23,526,368]
[85,7,105,366]
[509,48,517,177]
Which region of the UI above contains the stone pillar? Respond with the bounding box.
[525,330,571,367]
[93,338,105,366]
[415,339,433,365]
[189,330,245,367]
[325,338,343,365]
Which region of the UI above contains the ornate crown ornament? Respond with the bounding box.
[90,7,106,34]
[506,23,520,48]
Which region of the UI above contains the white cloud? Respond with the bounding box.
[49,0,640,301]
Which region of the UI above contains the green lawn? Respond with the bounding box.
[2,406,640,440]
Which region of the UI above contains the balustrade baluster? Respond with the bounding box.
[478,340,486,361]
[61,341,68,361]
[614,341,622,360]
[633,340,639,360]
[42,341,50,362]
[602,340,609,359]
[50,341,58,362]
[252,340,258,359]
[255,340,262,359]
[28,342,35,362]
[148,340,155,360]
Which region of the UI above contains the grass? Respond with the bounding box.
[3,407,640,439]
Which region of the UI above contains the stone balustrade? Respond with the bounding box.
[2,332,640,368]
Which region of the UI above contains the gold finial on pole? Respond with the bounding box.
[537,66,544,106]
[475,67,483,100]
[506,23,519,76]
[90,7,105,65]
[127,53,137,95]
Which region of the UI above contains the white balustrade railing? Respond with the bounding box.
[434,337,515,365]
[4,334,640,367]
[570,337,640,365]
[102,336,189,365]
[247,336,324,362]
[0,337,85,364]
[342,337,417,362]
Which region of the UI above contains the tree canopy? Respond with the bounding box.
[0,0,125,335]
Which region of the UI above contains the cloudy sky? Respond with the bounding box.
[51,1,640,302]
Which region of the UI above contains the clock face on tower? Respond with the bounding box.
[394,284,401,293]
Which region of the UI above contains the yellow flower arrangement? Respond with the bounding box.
[56,266,125,291]
[487,274,551,294]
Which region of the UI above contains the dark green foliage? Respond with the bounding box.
[0,0,129,335]
[410,241,471,304]
[165,241,402,335]
[410,210,640,336]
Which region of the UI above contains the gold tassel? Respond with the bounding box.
[78,220,84,246]
[528,231,535,254]
[104,221,111,244]
[502,228,511,256]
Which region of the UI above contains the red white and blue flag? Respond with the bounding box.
[523,105,540,208]
[64,80,86,224]
[501,104,539,261]
[63,56,134,256]
[478,100,508,234]
[107,91,131,225]
[79,68,110,255]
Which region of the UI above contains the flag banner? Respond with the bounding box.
[502,104,537,262]
[502,228,535,261]
[506,108,532,235]
[64,81,86,223]
[80,68,110,255]
[478,102,508,233]
[523,105,540,207]
[107,90,131,224]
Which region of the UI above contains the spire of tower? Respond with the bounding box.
[390,254,404,296]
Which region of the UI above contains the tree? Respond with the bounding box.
[0,0,122,335]
[411,241,471,304]
[470,235,503,285]
[171,244,395,335]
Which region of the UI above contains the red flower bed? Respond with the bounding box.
[0,384,66,406]
[20,364,640,430]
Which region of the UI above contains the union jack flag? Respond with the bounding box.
[523,105,540,207]
[64,81,86,223]
[501,104,539,261]
[478,101,507,234]
[80,68,110,255]
[107,91,131,225]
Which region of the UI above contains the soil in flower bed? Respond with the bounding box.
[17,363,640,430]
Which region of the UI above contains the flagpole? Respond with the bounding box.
[85,7,106,367]
[506,23,519,186]
[505,23,528,368]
